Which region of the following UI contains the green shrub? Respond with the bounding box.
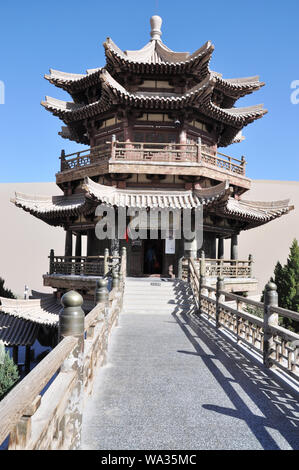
[261,239,299,332]
[0,342,19,400]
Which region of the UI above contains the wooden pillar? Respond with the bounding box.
[12,346,18,366]
[65,230,73,257]
[230,234,238,260]
[218,238,224,259]
[25,345,31,375]
[179,128,187,144]
[210,234,217,259]
[75,233,82,257]
[87,228,105,256]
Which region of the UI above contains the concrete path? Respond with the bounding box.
[81,279,299,450]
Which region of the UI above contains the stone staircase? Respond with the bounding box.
[123,277,196,315]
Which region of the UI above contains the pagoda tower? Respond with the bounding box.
[12,16,293,299]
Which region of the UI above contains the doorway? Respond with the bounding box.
[143,238,163,275]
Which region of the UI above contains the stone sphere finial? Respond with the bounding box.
[150,15,162,40]
[265,281,277,292]
[61,290,83,308]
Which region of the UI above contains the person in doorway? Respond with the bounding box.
[145,244,156,274]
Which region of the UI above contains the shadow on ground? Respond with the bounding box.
[172,301,299,450]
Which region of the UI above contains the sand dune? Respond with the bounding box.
[0,180,297,297]
[0,182,64,297]
[238,180,299,293]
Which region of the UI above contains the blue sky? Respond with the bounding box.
[0,0,298,182]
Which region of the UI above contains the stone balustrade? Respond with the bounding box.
[0,250,126,450]
[186,257,299,381]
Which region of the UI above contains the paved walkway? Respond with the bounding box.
[81,281,299,450]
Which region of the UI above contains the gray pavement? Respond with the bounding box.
[81,279,299,450]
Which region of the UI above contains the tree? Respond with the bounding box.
[0,341,19,400]
[0,277,15,299]
[265,239,299,332]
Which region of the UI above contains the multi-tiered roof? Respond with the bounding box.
[12,178,293,231]
[12,16,294,233]
[42,16,266,147]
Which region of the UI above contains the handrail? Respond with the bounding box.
[0,335,78,445]
[49,255,105,260]
[59,141,247,176]
[204,258,251,263]
[1,248,127,450]
[193,257,253,278]
[48,254,121,277]
[269,305,299,323]
[186,257,299,381]
[217,151,246,165]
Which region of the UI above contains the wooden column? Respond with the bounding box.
[25,345,31,375]
[210,234,217,259]
[218,238,224,259]
[13,346,18,366]
[230,234,238,260]
[87,229,94,256]
[87,228,103,256]
[75,233,82,257]
[179,128,187,144]
[65,230,73,257]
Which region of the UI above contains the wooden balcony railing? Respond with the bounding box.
[184,257,253,279]
[202,258,252,278]
[49,256,105,276]
[59,141,247,176]
[48,252,121,277]
[60,143,111,171]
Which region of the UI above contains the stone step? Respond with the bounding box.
[124,295,192,302]
[123,278,195,315]
[124,290,181,297]
[125,282,178,289]
[124,306,195,314]
[124,284,189,291]
[124,290,191,296]
[123,299,194,307]
[124,293,193,301]
[124,294,192,301]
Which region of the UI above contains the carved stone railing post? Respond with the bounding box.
[59,291,85,450]
[177,256,183,280]
[112,267,120,289]
[95,279,109,362]
[200,250,207,297]
[8,396,41,450]
[216,276,225,328]
[263,282,279,368]
[121,246,127,279]
[95,279,108,309]
[103,248,109,276]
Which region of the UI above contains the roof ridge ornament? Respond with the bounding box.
[150,15,162,41]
